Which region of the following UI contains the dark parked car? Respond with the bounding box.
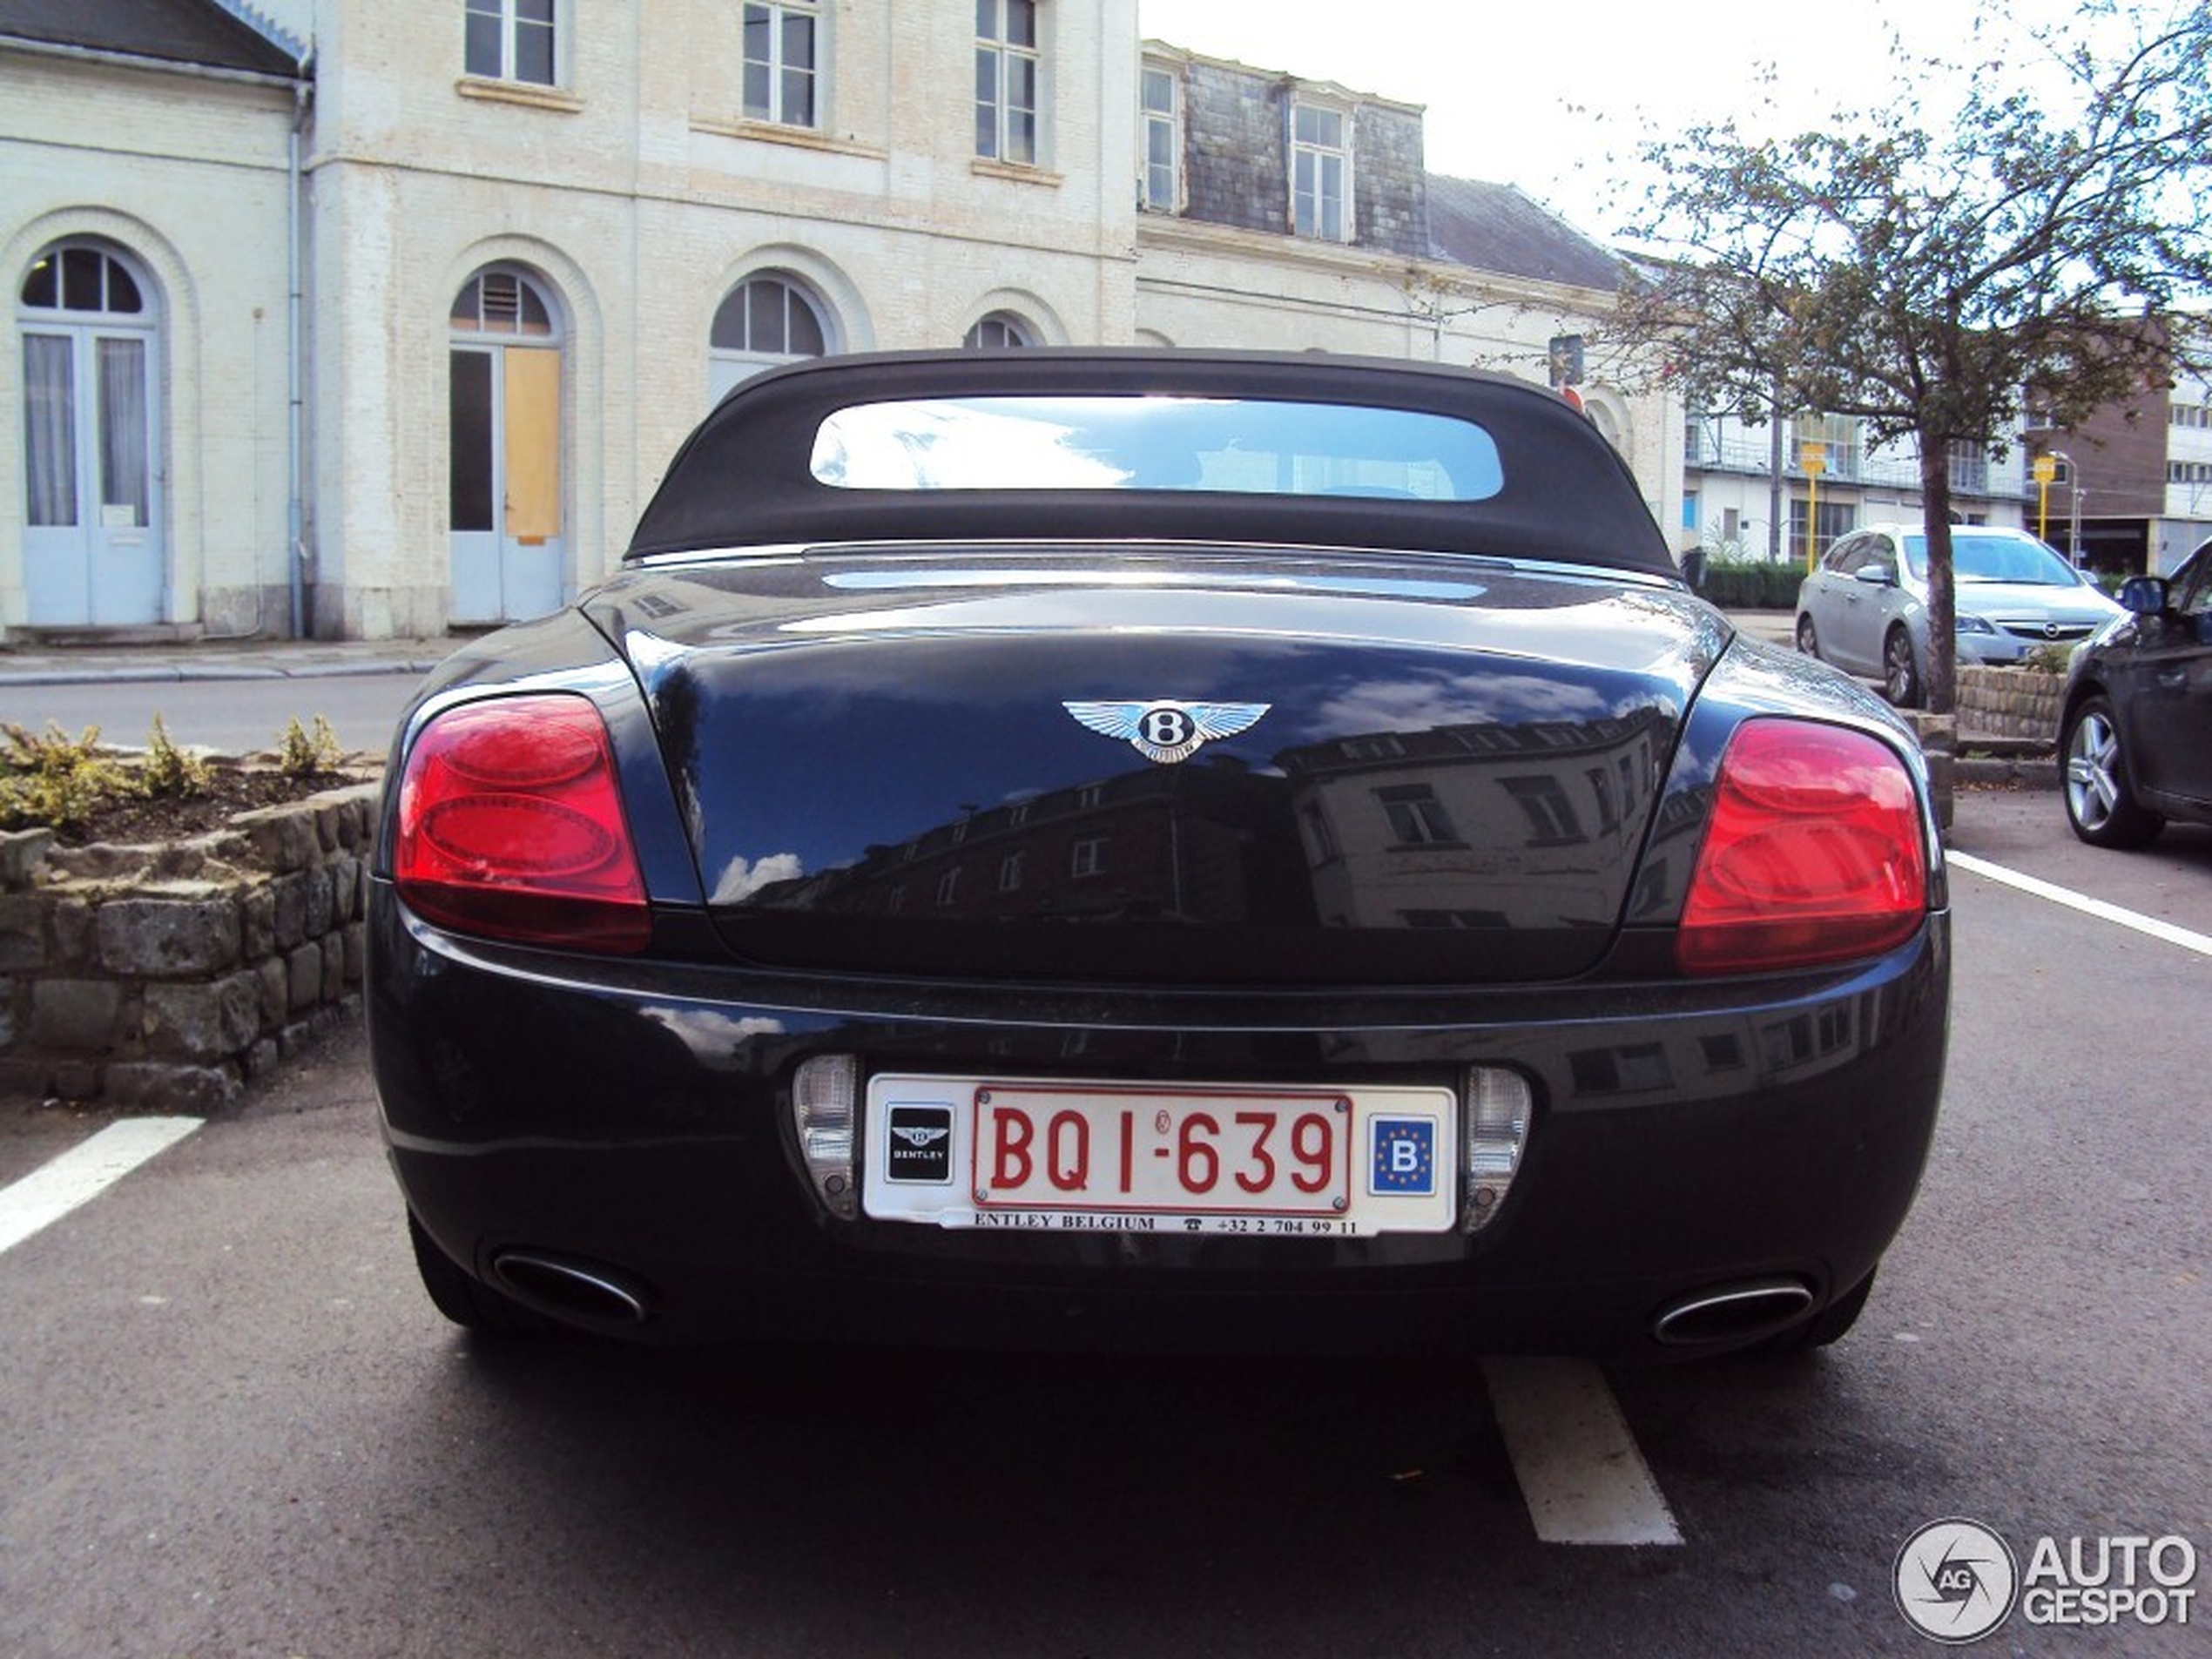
[369,349,1950,1360]
[2061,538,2212,847]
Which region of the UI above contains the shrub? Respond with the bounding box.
[1694,555,1808,610]
[0,723,136,834]
[142,714,213,799]
[277,715,346,779]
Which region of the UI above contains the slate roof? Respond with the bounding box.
[0,0,300,77]
[1426,174,1622,294]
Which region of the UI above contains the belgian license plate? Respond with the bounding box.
[861,1075,1458,1237]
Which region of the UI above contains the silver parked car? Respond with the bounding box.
[1794,523,2122,706]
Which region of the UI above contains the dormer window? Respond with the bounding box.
[1291,100,1349,241]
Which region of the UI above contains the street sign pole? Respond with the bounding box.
[1798,442,1827,573]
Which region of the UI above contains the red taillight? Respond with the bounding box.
[1676,719,1930,975]
[395,695,651,953]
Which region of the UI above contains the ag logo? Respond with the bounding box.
[1894,1518,2020,1643]
[1062,700,1271,765]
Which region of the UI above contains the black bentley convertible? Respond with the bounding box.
[370,349,1950,1359]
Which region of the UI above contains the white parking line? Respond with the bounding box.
[1948,852,2212,958]
[0,1117,202,1258]
[1482,1356,1683,1546]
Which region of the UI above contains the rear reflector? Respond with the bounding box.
[792,1055,860,1219]
[395,694,651,953]
[1676,719,1929,975]
[1462,1067,1532,1233]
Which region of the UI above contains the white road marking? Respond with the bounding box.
[1482,1356,1683,1546]
[0,1117,202,1258]
[1947,851,2212,958]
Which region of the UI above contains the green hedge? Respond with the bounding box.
[1692,556,1806,609]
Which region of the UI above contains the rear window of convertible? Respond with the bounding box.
[808,395,1506,502]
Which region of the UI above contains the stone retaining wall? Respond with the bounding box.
[0,781,379,1112]
[1958,664,2064,745]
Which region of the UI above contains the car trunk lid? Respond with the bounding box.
[587,549,1723,986]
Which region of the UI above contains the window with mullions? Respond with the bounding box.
[1140,64,1179,211]
[464,0,556,86]
[1377,785,1460,847]
[975,0,1040,165]
[20,246,144,316]
[962,311,1035,349]
[743,2,819,126]
[710,274,830,401]
[1291,102,1348,240]
[450,270,556,337]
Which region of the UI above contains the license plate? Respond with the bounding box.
[862,1075,1458,1237]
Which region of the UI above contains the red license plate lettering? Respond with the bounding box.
[973,1086,1350,1217]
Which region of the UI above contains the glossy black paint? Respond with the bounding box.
[2064,540,2212,819]
[585,551,1722,986]
[370,583,1947,1357]
[369,351,1950,1359]
[370,888,1947,1356]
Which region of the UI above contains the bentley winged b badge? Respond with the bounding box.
[1062,699,1271,765]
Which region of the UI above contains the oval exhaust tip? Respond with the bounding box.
[491,1250,653,1326]
[1653,1278,1816,1346]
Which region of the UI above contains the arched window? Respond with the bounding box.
[450,269,556,338]
[710,273,830,400]
[963,311,1035,350]
[17,239,165,625]
[20,244,145,318]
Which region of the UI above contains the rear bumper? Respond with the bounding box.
[369,887,1951,1359]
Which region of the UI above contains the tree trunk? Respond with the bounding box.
[1918,440,1957,716]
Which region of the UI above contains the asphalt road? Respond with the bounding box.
[1,671,421,760]
[3,792,2208,1656]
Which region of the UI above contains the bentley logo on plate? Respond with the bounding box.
[1062,699,1271,765]
[886,1105,954,1184]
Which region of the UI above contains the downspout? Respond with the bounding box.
[287,64,313,637]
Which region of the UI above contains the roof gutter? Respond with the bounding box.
[0,32,306,90]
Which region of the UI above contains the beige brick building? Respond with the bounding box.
[2,0,1655,643]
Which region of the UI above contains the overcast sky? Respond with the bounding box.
[1136,0,2120,240]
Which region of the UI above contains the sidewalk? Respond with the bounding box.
[0,635,450,688]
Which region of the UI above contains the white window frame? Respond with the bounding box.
[1290,98,1351,242]
[709,273,833,402]
[741,1,821,128]
[975,0,1042,165]
[963,311,1035,350]
[464,0,558,87]
[1140,63,1181,212]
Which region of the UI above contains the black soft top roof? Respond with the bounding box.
[628,347,1673,577]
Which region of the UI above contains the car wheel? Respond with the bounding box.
[1795,615,1820,658]
[1882,628,1922,707]
[407,1211,558,1336]
[1766,1268,1878,1355]
[2062,697,2165,849]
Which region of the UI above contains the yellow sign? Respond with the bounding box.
[1798,441,1827,476]
[2032,454,2058,484]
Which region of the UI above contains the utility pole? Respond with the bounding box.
[1768,376,1786,563]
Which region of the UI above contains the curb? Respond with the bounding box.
[1959,753,2059,790]
[0,659,441,689]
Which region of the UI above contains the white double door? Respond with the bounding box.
[20,323,164,626]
